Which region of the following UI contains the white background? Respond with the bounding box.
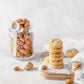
[0,0,84,52]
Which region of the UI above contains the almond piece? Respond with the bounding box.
[13,67,20,71]
[41,65,48,70]
[24,22,30,28]
[65,79,73,84]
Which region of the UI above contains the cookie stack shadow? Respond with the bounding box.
[48,39,64,69]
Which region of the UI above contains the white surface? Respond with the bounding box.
[0,52,71,84]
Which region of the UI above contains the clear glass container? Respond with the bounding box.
[9,19,34,60]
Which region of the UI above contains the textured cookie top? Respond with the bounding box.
[66,49,78,57]
[72,61,81,67]
[48,39,63,48]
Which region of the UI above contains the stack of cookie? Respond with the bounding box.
[48,39,64,69]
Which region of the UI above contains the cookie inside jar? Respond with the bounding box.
[10,19,33,59]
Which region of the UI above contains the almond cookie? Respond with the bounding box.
[48,46,63,50]
[66,49,78,58]
[49,48,63,53]
[50,64,64,69]
[49,52,63,58]
[48,39,63,48]
[71,61,81,71]
[49,56,63,62]
[50,60,63,66]
[44,56,49,63]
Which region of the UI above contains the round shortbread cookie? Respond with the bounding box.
[48,46,63,50]
[49,49,62,53]
[49,52,63,58]
[50,64,64,69]
[50,60,63,66]
[49,55,63,62]
[48,39,63,48]
[49,47,63,52]
[66,49,78,58]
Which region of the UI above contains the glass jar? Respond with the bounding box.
[9,19,33,60]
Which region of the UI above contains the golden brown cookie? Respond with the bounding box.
[48,39,63,48]
[49,52,63,58]
[50,60,63,66]
[49,46,63,50]
[50,64,64,69]
[71,61,81,71]
[49,55,63,62]
[44,56,49,63]
[66,49,78,58]
[49,49,62,53]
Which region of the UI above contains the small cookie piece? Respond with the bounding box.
[50,60,63,66]
[41,65,48,70]
[44,56,49,63]
[50,64,64,69]
[71,61,81,71]
[65,79,73,84]
[66,49,78,58]
[22,62,33,70]
[48,39,63,48]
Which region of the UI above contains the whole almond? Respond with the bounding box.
[17,19,23,23]
[65,79,73,84]
[19,22,25,25]
[24,22,30,28]
[13,67,20,71]
[41,65,48,70]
